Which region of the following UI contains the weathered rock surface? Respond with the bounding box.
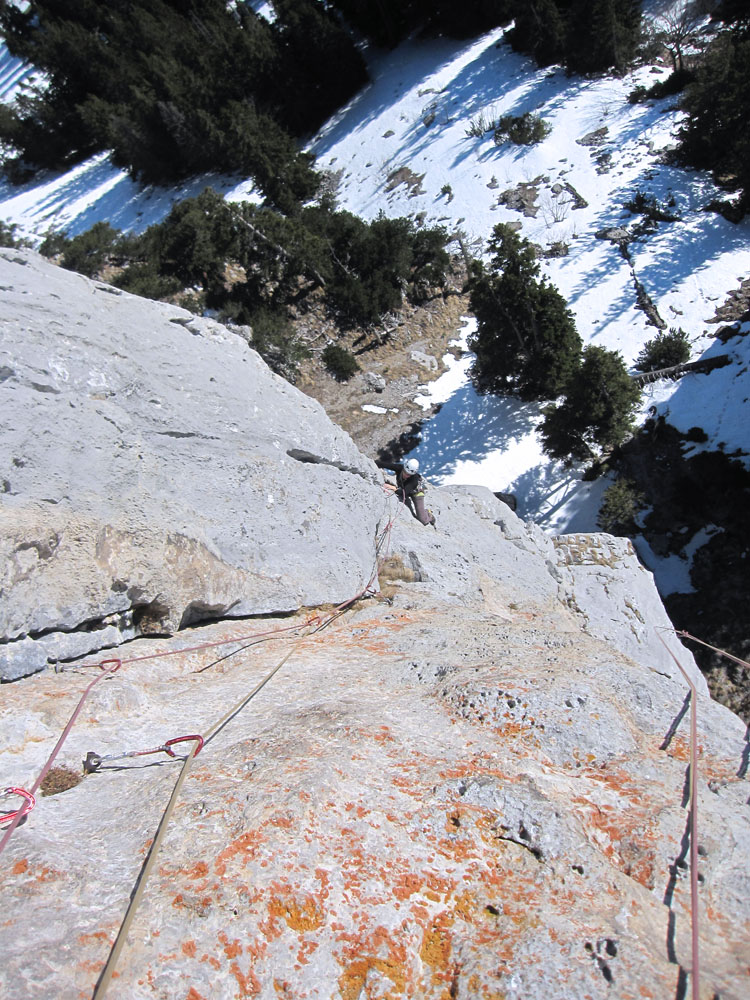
[1,580,747,999]
[1,249,748,1000]
[0,249,381,678]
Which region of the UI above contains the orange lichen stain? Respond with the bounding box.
[315,867,331,900]
[420,912,458,988]
[181,940,197,958]
[338,957,407,1000]
[393,872,424,901]
[11,858,29,875]
[185,989,206,1000]
[229,960,261,997]
[218,931,243,960]
[77,929,111,947]
[296,938,320,965]
[214,830,264,876]
[269,892,325,933]
[268,811,294,830]
[450,889,485,927]
[665,735,691,762]
[573,792,657,888]
[34,865,65,884]
[200,954,221,971]
[75,959,106,975]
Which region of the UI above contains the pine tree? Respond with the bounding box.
[0,0,320,205]
[565,0,642,74]
[540,346,642,462]
[509,0,568,67]
[677,25,750,209]
[271,0,368,135]
[467,224,582,401]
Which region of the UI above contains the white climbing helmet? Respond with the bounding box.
[404,458,419,474]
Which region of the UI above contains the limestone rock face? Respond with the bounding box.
[0,592,747,1000]
[0,249,381,678]
[1,249,747,1000]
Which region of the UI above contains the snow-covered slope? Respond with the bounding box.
[1,21,748,582]
[309,27,750,534]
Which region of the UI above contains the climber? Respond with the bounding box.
[384,457,436,527]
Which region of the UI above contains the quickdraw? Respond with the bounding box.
[83,734,204,774]
[0,787,36,827]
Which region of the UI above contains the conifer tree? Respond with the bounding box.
[540,346,642,462]
[565,0,642,74]
[509,0,568,66]
[677,24,750,209]
[467,224,581,401]
[0,0,325,207]
[271,0,368,134]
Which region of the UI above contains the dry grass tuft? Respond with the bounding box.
[39,766,83,796]
[378,555,417,599]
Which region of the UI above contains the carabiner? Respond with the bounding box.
[83,733,204,773]
[163,734,204,758]
[0,787,36,826]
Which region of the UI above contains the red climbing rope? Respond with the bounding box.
[0,658,122,856]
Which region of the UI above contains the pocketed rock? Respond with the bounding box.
[0,591,747,1000]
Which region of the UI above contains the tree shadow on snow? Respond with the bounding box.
[414,379,540,480]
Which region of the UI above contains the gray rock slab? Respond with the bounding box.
[0,596,747,1000]
[0,249,383,677]
[553,532,707,692]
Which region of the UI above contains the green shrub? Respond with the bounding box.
[113,262,183,301]
[597,477,644,535]
[685,426,708,443]
[634,328,691,372]
[493,112,551,146]
[628,68,695,104]
[247,307,308,384]
[624,190,679,222]
[0,219,30,248]
[322,344,360,381]
[57,221,122,277]
[465,107,499,138]
[38,229,71,259]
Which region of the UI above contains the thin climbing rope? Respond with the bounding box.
[91,507,399,997]
[676,629,750,671]
[0,658,122,856]
[657,632,700,1000]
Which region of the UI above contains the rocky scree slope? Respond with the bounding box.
[0,250,748,999]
